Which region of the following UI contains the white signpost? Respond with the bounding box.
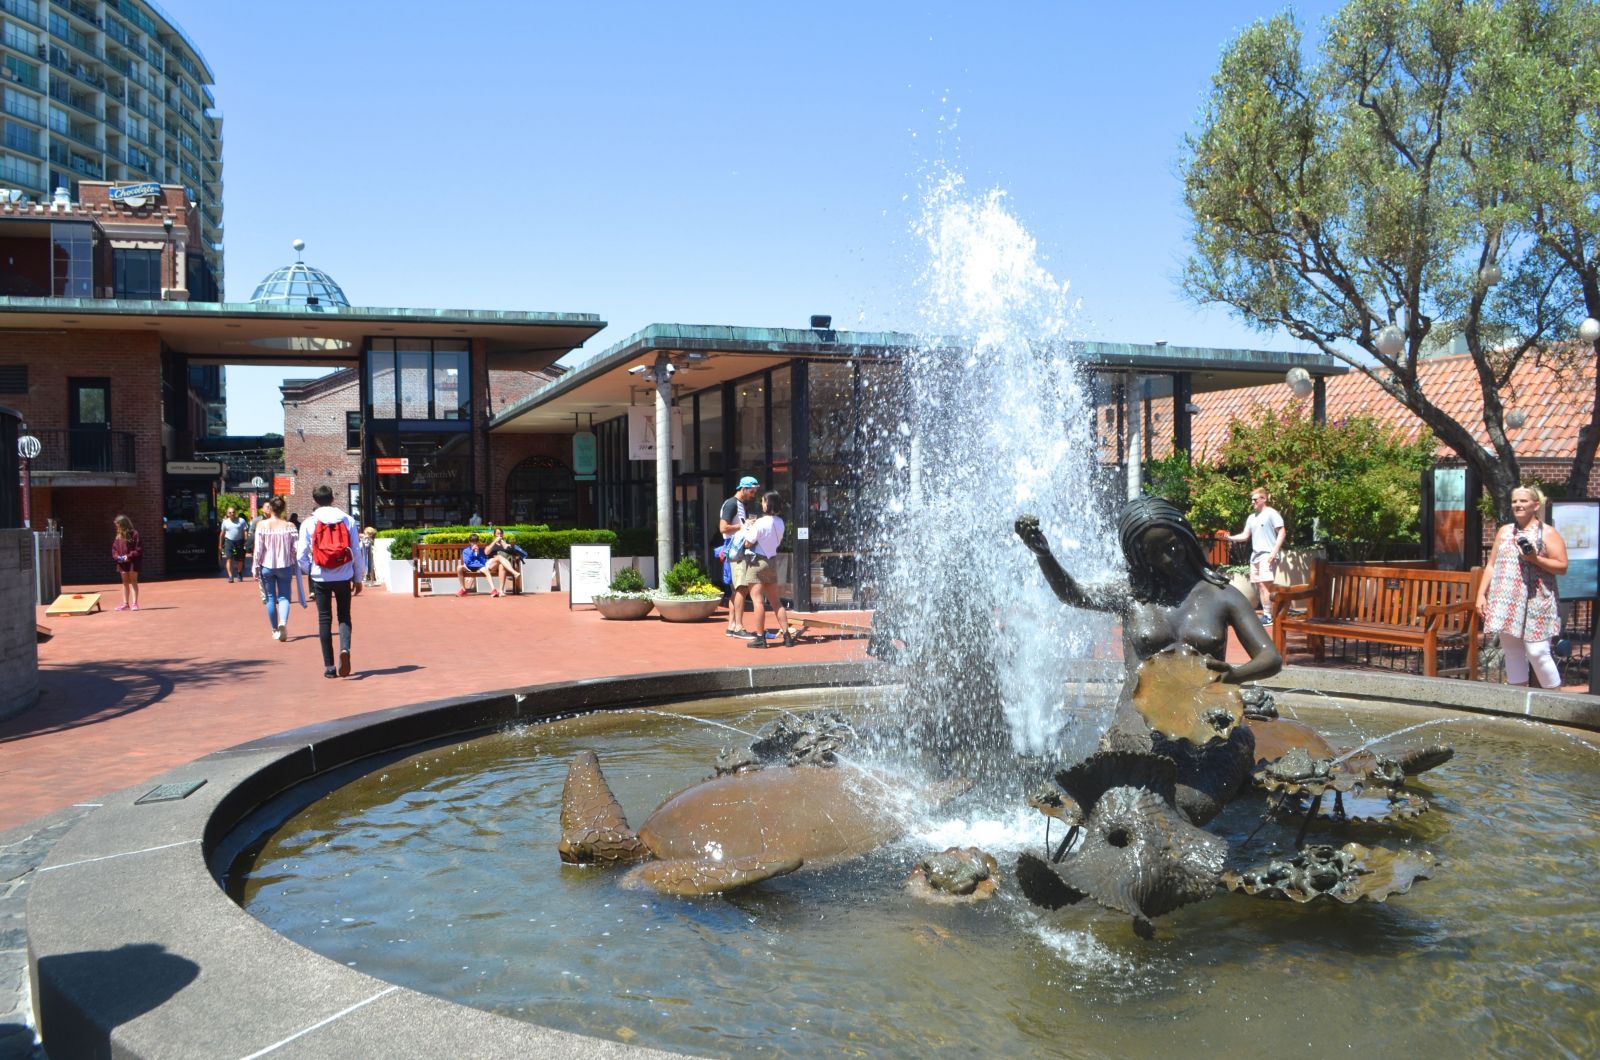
[568,544,612,608]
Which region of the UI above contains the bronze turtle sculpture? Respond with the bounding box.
[560,736,968,896]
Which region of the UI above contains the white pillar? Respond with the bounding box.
[1126,375,1143,500]
[654,354,674,580]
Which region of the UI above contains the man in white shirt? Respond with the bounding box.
[1226,487,1286,625]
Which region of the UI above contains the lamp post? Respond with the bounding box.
[162,215,174,297]
[17,428,38,529]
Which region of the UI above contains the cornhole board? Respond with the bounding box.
[788,613,872,641]
[36,623,52,641]
[46,593,101,616]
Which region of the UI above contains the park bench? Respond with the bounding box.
[411,541,514,597]
[1269,559,1483,679]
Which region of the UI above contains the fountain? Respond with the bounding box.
[25,179,1600,1056]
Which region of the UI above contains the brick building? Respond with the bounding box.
[0,285,605,580]
[281,363,571,525]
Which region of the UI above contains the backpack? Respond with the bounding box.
[311,517,353,568]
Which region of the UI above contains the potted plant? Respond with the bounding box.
[592,567,655,620]
[382,530,419,594]
[1219,564,1254,599]
[651,555,723,622]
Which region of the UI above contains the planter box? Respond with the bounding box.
[652,597,721,623]
[593,596,655,620]
[386,559,414,594]
[524,558,556,594]
[1227,572,1255,599]
[1275,547,1326,587]
[555,558,570,592]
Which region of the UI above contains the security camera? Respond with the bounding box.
[627,365,649,375]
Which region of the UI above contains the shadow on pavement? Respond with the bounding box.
[34,943,199,1058]
[0,659,266,743]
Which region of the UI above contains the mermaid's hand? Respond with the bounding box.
[1015,514,1050,556]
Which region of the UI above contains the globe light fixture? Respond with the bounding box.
[1479,263,1502,286]
[1579,317,1600,344]
[1285,366,1314,399]
[1375,324,1405,357]
[1505,408,1528,429]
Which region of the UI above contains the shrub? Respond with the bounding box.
[662,555,710,595]
[608,566,647,593]
[385,528,419,559]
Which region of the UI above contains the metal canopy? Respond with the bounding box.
[0,298,606,368]
[489,324,1348,434]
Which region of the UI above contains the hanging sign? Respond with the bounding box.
[273,474,294,496]
[568,543,612,608]
[572,431,597,481]
[376,457,410,475]
[627,406,685,461]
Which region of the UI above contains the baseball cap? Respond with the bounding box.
[738,476,760,489]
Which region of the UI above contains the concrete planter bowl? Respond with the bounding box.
[592,595,655,620]
[651,596,721,622]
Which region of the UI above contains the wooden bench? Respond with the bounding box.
[1269,559,1483,679]
[411,542,507,597]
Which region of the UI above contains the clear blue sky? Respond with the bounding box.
[175,1,1344,435]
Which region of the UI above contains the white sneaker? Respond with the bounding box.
[274,625,286,641]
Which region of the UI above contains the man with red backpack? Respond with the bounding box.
[297,484,365,679]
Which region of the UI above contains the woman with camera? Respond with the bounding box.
[1477,485,1568,689]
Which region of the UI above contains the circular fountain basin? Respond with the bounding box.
[24,663,1600,1058]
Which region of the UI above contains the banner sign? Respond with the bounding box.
[166,461,222,476]
[109,182,161,204]
[1551,500,1599,601]
[573,431,597,479]
[568,544,612,608]
[273,474,294,496]
[376,457,410,475]
[627,406,684,461]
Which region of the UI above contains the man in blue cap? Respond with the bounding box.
[720,475,762,638]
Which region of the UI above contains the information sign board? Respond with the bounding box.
[1551,500,1599,601]
[568,544,612,608]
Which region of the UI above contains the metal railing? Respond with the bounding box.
[29,428,136,474]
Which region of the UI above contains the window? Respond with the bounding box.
[365,339,471,423]
[2,87,39,125]
[112,247,161,299]
[345,411,361,451]
[50,222,92,298]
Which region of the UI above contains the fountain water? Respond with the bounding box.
[865,172,1115,772]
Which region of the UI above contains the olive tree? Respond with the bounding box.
[1183,0,1600,521]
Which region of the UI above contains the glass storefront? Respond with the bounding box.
[363,339,474,528]
[591,357,901,609]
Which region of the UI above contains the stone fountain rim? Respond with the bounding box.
[25,662,1598,1058]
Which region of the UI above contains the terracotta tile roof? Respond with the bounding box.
[1185,351,1597,461]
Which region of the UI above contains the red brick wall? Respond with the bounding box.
[3,330,166,582]
[282,370,362,520]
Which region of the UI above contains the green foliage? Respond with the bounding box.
[1178,404,1434,553]
[1182,0,1600,516]
[1143,451,1194,511]
[374,523,549,538]
[377,526,614,560]
[608,566,647,593]
[614,527,655,556]
[384,529,418,559]
[1476,476,1566,522]
[663,555,714,596]
[216,493,255,519]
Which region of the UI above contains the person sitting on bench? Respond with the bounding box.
[484,530,526,597]
[456,533,489,596]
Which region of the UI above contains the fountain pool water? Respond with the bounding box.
[229,689,1600,1057]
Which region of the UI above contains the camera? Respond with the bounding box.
[1516,534,1536,556]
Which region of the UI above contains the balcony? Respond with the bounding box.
[0,0,43,30]
[29,429,136,480]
